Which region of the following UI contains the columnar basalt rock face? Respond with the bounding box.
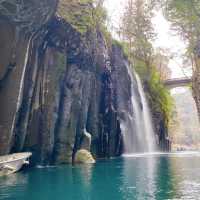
[0,10,127,164]
[48,20,125,163]
[0,0,58,156]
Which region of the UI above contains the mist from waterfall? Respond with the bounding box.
[122,67,157,154]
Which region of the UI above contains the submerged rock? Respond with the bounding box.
[74,149,95,164]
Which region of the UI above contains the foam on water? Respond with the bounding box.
[123,151,200,158]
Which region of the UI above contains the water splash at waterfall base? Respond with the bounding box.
[121,67,157,154]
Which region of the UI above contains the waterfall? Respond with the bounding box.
[135,73,156,152]
[122,66,157,154]
[9,36,32,150]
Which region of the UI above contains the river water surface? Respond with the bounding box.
[1,152,200,200]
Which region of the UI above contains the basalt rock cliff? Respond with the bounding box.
[0,1,170,165]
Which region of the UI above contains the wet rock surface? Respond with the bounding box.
[0,12,125,164]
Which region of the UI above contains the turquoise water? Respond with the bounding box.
[1,152,200,200]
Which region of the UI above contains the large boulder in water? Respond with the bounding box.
[74,149,95,164]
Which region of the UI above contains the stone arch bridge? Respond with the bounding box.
[163,77,192,89]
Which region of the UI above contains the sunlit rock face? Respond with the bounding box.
[74,149,95,164]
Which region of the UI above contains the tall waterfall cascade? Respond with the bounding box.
[122,66,157,154]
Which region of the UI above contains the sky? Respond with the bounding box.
[104,0,192,79]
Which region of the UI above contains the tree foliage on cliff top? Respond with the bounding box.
[58,0,107,34]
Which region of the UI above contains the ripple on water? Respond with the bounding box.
[0,153,200,200]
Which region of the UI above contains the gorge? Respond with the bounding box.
[0,0,170,165]
[2,1,200,200]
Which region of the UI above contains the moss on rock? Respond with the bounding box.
[57,0,94,33]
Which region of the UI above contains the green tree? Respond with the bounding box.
[120,0,156,78]
[164,0,200,119]
[153,48,171,80]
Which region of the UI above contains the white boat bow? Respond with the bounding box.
[0,152,32,176]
